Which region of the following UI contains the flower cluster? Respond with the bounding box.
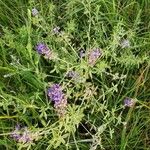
[11,125,34,143]
[35,43,52,59]
[47,84,64,103]
[47,84,67,116]
[124,97,135,107]
[88,48,102,66]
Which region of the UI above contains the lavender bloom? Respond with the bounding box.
[19,127,32,143]
[35,43,52,59]
[53,26,60,34]
[11,125,21,141]
[32,8,39,16]
[11,126,33,143]
[36,43,49,54]
[54,98,67,117]
[124,97,135,107]
[88,48,102,66]
[47,84,67,117]
[120,39,130,48]
[47,84,64,103]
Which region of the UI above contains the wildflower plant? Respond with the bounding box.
[0,1,150,150]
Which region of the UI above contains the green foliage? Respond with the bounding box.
[0,0,150,150]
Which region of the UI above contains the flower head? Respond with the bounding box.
[54,97,67,117]
[47,84,67,117]
[35,43,49,54]
[18,127,32,143]
[88,48,102,66]
[47,84,64,103]
[10,125,21,141]
[35,43,52,59]
[11,126,33,143]
[124,97,135,107]
[32,8,39,16]
[120,39,130,48]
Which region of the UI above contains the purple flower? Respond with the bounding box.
[35,43,49,54]
[88,48,102,65]
[120,39,130,48]
[54,98,67,117]
[47,84,64,103]
[32,8,39,16]
[19,127,32,143]
[10,125,21,141]
[35,43,52,59]
[124,97,135,107]
[47,84,67,117]
[53,26,60,34]
[11,126,33,143]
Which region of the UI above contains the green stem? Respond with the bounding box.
[120,107,134,150]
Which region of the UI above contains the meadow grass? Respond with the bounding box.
[0,0,150,150]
